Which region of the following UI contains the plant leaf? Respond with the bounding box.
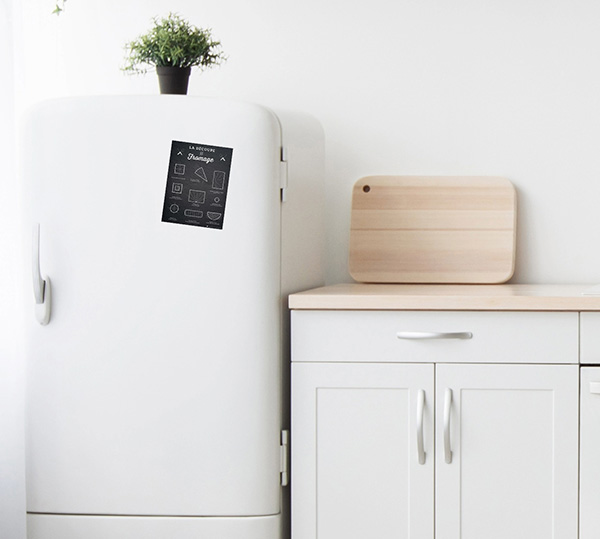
[121,12,226,73]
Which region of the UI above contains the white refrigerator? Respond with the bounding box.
[20,96,325,539]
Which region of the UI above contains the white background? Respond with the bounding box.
[4,0,600,536]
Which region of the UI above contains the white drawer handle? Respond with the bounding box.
[444,388,453,464]
[397,331,473,340]
[416,389,426,465]
[590,382,600,394]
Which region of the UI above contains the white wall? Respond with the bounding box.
[16,0,600,285]
[1,0,26,538]
[6,0,600,534]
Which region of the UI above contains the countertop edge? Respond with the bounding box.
[288,284,600,311]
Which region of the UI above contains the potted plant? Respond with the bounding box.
[122,13,226,95]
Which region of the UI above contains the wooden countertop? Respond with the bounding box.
[288,283,600,311]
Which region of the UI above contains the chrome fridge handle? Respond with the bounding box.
[397,331,473,340]
[444,388,453,464]
[416,389,426,465]
[32,223,51,325]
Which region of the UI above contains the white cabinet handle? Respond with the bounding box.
[397,331,473,340]
[444,388,453,464]
[590,382,600,394]
[416,389,426,465]
[32,223,51,325]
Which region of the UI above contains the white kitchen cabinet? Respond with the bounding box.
[435,364,578,539]
[291,362,434,539]
[290,285,587,539]
[291,360,578,539]
[580,367,600,539]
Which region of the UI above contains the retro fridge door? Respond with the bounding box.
[22,97,283,517]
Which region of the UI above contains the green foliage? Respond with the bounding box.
[122,13,226,74]
[52,0,66,15]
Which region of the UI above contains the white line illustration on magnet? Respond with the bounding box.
[194,167,208,182]
[188,190,206,204]
[184,209,203,218]
[212,171,226,190]
[207,211,222,221]
[174,163,186,175]
[169,204,180,213]
[172,183,184,194]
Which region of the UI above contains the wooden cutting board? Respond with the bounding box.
[349,176,517,283]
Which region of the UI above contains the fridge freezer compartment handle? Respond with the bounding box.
[32,223,51,325]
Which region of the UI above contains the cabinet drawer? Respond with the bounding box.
[291,311,578,364]
[580,312,600,365]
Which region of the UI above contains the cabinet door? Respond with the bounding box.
[291,363,434,539]
[435,364,579,539]
[580,367,600,538]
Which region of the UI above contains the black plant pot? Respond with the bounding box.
[156,66,191,95]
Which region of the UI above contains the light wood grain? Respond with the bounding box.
[351,209,515,230]
[349,176,517,283]
[288,283,600,311]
